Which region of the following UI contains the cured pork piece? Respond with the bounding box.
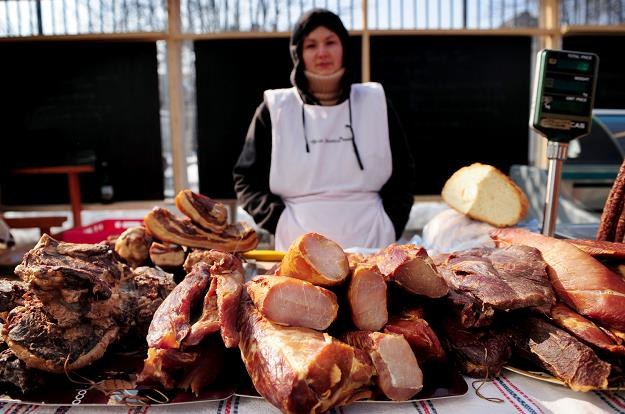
[445,289,496,328]
[149,242,186,269]
[343,331,423,401]
[549,303,625,356]
[212,258,244,348]
[439,319,511,378]
[369,244,448,298]
[492,228,625,331]
[348,264,388,331]
[114,226,152,268]
[567,239,625,260]
[138,347,198,390]
[144,207,257,252]
[183,248,245,274]
[437,245,555,313]
[146,262,212,349]
[183,278,219,346]
[510,316,611,391]
[278,233,349,287]
[247,275,338,331]
[238,299,374,414]
[175,189,228,233]
[384,307,445,363]
[0,339,48,396]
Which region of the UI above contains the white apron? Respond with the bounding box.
[265,83,395,251]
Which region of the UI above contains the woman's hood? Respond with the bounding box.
[289,8,353,104]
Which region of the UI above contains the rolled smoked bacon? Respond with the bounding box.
[144,207,257,252]
[492,228,625,331]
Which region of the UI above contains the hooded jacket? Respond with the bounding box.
[233,9,416,240]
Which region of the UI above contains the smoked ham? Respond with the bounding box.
[567,239,625,260]
[144,207,257,252]
[348,264,388,331]
[492,228,625,331]
[238,299,374,414]
[175,189,228,233]
[549,303,625,356]
[278,233,349,287]
[247,275,338,331]
[384,307,445,363]
[368,244,448,298]
[342,331,423,401]
[509,316,611,391]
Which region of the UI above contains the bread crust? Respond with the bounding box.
[442,163,528,227]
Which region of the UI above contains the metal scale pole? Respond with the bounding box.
[541,141,569,236]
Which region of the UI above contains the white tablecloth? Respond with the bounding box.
[2,372,624,414]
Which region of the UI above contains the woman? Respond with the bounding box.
[233,8,415,251]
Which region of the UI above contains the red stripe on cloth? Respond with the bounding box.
[601,392,625,410]
[419,400,431,414]
[501,375,544,414]
[493,379,526,414]
[224,397,232,414]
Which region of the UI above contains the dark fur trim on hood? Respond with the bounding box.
[289,8,352,104]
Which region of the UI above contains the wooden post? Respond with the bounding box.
[361,0,370,82]
[167,0,188,195]
[533,0,562,169]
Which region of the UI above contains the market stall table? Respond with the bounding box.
[1,371,623,413]
[12,164,95,227]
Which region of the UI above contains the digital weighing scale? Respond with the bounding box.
[529,49,599,236]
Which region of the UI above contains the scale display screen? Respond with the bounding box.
[530,49,599,141]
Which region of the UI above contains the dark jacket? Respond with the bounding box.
[233,9,416,240]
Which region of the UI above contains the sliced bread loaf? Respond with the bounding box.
[442,163,529,227]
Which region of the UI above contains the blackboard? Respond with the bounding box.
[563,35,625,109]
[194,37,362,199]
[370,36,532,194]
[0,41,163,205]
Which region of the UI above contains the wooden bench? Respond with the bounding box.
[3,216,68,236]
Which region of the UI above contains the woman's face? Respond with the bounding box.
[301,26,343,76]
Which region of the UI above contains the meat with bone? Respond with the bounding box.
[144,207,257,252]
[343,331,423,401]
[114,226,152,268]
[277,232,349,287]
[509,316,611,391]
[247,275,338,331]
[567,239,625,260]
[384,307,445,364]
[4,296,120,373]
[146,262,213,349]
[348,264,388,331]
[492,228,625,331]
[368,244,448,298]
[175,189,228,233]
[14,235,123,327]
[437,245,555,313]
[439,317,511,378]
[0,279,27,320]
[0,337,49,396]
[238,298,374,414]
[149,242,186,269]
[130,266,176,337]
[549,302,625,356]
[183,277,219,346]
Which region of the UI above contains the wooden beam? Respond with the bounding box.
[0,32,167,42]
[361,0,370,82]
[167,0,188,195]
